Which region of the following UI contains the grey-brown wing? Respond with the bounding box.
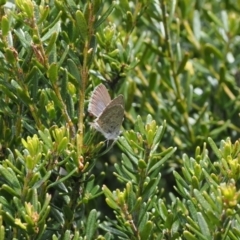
[95,104,124,140]
[107,94,124,108]
[88,84,111,117]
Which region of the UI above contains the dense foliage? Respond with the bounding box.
[0,0,240,239]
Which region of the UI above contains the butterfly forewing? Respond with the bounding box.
[88,84,111,117]
[94,104,124,140]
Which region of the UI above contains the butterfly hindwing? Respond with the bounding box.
[107,94,124,108]
[93,104,124,140]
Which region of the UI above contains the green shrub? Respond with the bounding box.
[0,0,239,239]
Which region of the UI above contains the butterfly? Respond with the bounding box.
[88,84,124,140]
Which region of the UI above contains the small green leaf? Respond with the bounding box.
[157,199,168,221]
[14,29,31,47]
[114,167,135,184]
[201,169,218,187]
[2,211,15,225]
[93,0,103,15]
[42,21,61,42]
[37,6,49,24]
[72,231,80,240]
[131,197,142,212]
[38,206,51,225]
[48,63,58,84]
[62,230,71,240]
[164,211,174,229]
[32,171,52,189]
[0,201,8,216]
[29,188,38,210]
[138,159,147,169]
[16,0,34,18]
[152,120,166,148]
[183,231,198,240]
[197,212,210,238]
[193,189,211,212]
[75,10,88,41]
[51,208,65,225]
[105,198,119,210]
[125,182,135,210]
[140,221,153,240]
[86,209,97,240]
[205,10,223,27]
[67,58,81,85]
[136,115,145,135]
[148,147,176,174]
[0,225,5,240]
[57,137,68,153]
[45,32,58,55]
[204,43,223,60]
[15,88,33,105]
[191,176,199,189]
[52,235,58,240]
[137,202,148,226]
[22,0,34,18]
[102,185,119,210]
[94,3,115,29]
[173,170,189,189]
[118,137,138,164]
[38,129,53,149]
[60,68,68,100]
[142,174,161,198]
[1,16,9,37]
[177,52,189,75]
[5,48,17,64]
[146,129,154,146]
[122,154,134,170]
[138,211,148,233]
[146,115,153,124]
[187,200,198,222]
[0,166,21,195]
[208,137,222,159]
[126,11,133,33]
[47,168,78,188]
[193,10,201,41]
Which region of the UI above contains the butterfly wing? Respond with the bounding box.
[88,84,111,117]
[107,94,124,108]
[92,104,124,140]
